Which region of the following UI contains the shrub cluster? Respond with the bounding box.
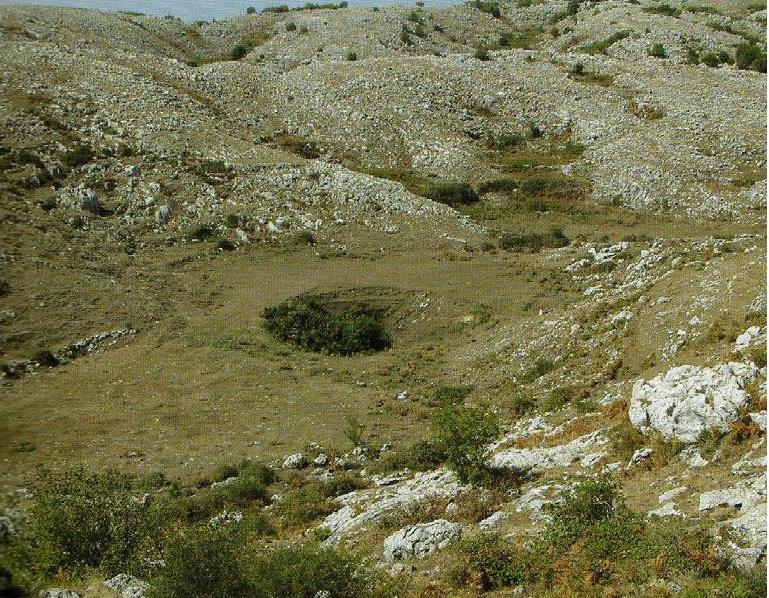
[424,181,479,206]
[450,477,763,595]
[431,403,500,483]
[499,227,569,252]
[263,296,391,355]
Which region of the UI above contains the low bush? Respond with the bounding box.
[370,439,446,473]
[450,476,743,594]
[425,181,479,206]
[499,228,568,252]
[735,42,767,72]
[467,0,501,18]
[185,223,214,241]
[520,358,555,382]
[323,472,368,497]
[151,524,252,598]
[432,384,473,405]
[272,484,334,529]
[245,544,384,598]
[263,296,390,355]
[24,469,171,575]
[432,403,500,483]
[62,144,93,168]
[31,349,58,367]
[581,30,631,55]
[346,51,357,61]
[473,46,492,61]
[285,21,297,31]
[449,533,532,590]
[642,3,679,16]
[648,42,667,58]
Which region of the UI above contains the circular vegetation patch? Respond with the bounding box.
[263,295,391,355]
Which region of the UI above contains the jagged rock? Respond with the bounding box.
[488,431,607,473]
[698,474,765,512]
[734,326,761,352]
[282,453,308,469]
[720,503,767,569]
[104,574,147,598]
[678,446,708,468]
[0,516,17,541]
[208,510,243,527]
[647,502,681,518]
[383,519,462,561]
[155,204,171,225]
[749,411,766,432]
[515,482,565,520]
[479,511,509,530]
[629,362,759,443]
[658,486,687,504]
[210,476,236,489]
[313,453,329,466]
[39,590,80,598]
[320,468,465,544]
[629,447,652,465]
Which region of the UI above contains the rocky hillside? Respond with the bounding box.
[0,1,766,597]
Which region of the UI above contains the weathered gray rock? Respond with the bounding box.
[282,453,308,469]
[629,363,758,443]
[154,204,171,225]
[383,519,462,561]
[104,574,147,598]
[488,431,607,473]
[320,468,465,544]
[698,474,765,512]
[479,511,510,530]
[39,590,80,598]
[0,516,17,541]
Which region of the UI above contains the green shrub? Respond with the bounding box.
[735,43,767,72]
[31,349,58,367]
[263,296,391,355]
[272,485,334,528]
[450,533,532,590]
[26,469,167,574]
[263,4,290,12]
[323,472,368,497]
[499,228,568,252]
[216,238,235,251]
[343,413,366,447]
[581,30,631,54]
[425,181,479,206]
[186,223,214,241]
[648,42,667,58]
[62,144,93,168]
[642,3,679,16]
[542,476,624,550]
[433,384,473,405]
[247,6,256,14]
[486,132,524,150]
[346,51,357,61]
[285,21,297,31]
[520,358,555,383]
[701,51,721,67]
[542,385,577,411]
[151,524,252,598]
[473,46,492,61]
[245,544,377,598]
[467,0,501,18]
[432,403,500,483]
[371,439,446,473]
[230,43,250,60]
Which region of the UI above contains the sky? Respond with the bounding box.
[0,0,461,21]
